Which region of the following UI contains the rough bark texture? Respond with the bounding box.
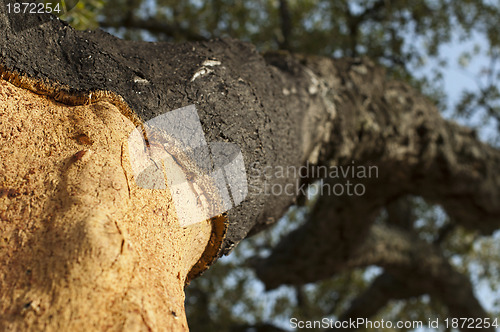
[254,55,500,284]
[253,54,499,329]
[1,2,500,331]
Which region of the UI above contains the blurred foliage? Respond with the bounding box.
[58,0,104,30]
[61,1,500,331]
[186,198,500,331]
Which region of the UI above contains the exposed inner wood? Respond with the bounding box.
[0,66,229,279]
[0,78,220,331]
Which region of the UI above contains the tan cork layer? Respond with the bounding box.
[1,77,230,331]
[0,65,228,284]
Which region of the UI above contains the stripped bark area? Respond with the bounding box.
[1,4,500,331]
[0,79,218,331]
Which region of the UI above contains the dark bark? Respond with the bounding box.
[255,54,500,287]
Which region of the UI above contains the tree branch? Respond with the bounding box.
[278,0,292,50]
[300,55,500,233]
[349,224,493,331]
[334,272,422,331]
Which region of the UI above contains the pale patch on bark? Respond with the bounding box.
[0,80,211,331]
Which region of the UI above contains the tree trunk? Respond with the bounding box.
[1,5,499,331]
